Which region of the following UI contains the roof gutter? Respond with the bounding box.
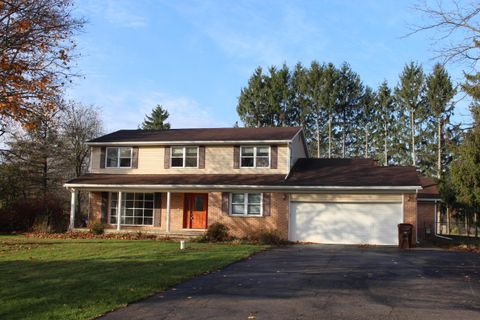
[64,183,422,192]
[86,139,292,146]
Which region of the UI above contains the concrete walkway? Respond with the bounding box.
[100,245,480,320]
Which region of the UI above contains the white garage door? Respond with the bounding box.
[290,202,403,245]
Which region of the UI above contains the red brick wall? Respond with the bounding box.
[89,192,102,224]
[403,193,417,244]
[208,192,289,239]
[417,201,435,240]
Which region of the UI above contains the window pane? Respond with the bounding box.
[126,200,134,208]
[194,196,204,211]
[171,158,183,167]
[111,193,117,200]
[256,157,269,167]
[106,148,118,167]
[144,209,153,217]
[135,193,144,201]
[232,204,245,214]
[145,201,153,209]
[145,193,153,201]
[232,193,244,203]
[241,157,254,167]
[144,218,153,225]
[126,193,134,200]
[134,217,143,225]
[172,147,184,157]
[119,158,131,167]
[185,157,197,167]
[110,216,117,224]
[186,147,197,157]
[119,148,131,157]
[125,217,133,225]
[248,193,261,204]
[248,205,261,215]
[110,209,117,217]
[125,209,134,217]
[256,147,269,156]
[241,147,254,156]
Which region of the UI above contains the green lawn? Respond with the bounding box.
[0,235,263,320]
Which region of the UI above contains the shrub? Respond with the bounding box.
[89,222,105,235]
[251,230,289,246]
[205,222,229,242]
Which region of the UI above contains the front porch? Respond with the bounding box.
[67,189,290,239]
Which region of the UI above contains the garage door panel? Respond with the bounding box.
[290,202,402,245]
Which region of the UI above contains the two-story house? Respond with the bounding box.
[65,126,422,245]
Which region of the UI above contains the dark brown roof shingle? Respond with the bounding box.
[89,127,302,143]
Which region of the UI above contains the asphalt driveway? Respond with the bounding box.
[100,245,480,320]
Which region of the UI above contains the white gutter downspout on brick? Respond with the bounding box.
[166,191,171,233]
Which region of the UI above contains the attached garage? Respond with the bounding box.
[289,194,404,245]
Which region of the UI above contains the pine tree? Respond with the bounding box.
[358,86,376,158]
[335,63,363,158]
[237,67,269,127]
[375,81,395,165]
[320,63,339,158]
[140,105,171,130]
[425,63,456,178]
[306,61,327,157]
[395,62,426,166]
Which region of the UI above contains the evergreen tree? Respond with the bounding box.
[357,86,376,158]
[306,61,327,157]
[425,63,456,178]
[335,63,363,158]
[237,67,269,127]
[320,63,339,158]
[375,81,396,165]
[140,105,171,130]
[395,62,426,166]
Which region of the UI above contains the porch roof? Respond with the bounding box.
[65,159,422,191]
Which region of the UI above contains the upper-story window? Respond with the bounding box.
[106,147,132,168]
[240,146,270,168]
[171,146,198,168]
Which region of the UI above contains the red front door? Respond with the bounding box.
[183,193,208,229]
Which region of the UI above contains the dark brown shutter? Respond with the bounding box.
[101,192,109,223]
[154,193,162,227]
[262,193,271,216]
[270,145,278,169]
[199,146,205,169]
[221,192,230,215]
[131,147,139,168]
[233,146,240,168]
[164,146,170,169]
[100,147,106,168]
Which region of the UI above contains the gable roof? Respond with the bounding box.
[88,127,303,144]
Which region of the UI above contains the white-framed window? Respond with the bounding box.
[171,146,198,168]
[106,147,132,168]
[109,192,154,226]
[240,146,270,168]
[229,192,262,216]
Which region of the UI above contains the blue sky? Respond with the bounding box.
[68,0,471,132]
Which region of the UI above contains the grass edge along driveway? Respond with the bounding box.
[0,235,263,320]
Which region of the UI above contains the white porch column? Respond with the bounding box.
[117,191,122,231]
[69,188,77,230]
[166,191,171,233]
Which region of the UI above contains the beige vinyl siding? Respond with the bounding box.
[290,193,403,203]
[91,145,289,174]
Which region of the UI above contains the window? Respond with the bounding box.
[240,146,270,168]
[106,147,132,168]
[171,146,198,168]
[109,192,154,225]
[230,193,262,216]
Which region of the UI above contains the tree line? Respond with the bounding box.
[237,61,458,177]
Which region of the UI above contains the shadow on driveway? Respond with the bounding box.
[100,245,480,320]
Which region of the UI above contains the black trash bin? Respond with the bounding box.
[398,223,413,249]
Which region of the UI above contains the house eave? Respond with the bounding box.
[86,140,292,146]
[64,183,422,192]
